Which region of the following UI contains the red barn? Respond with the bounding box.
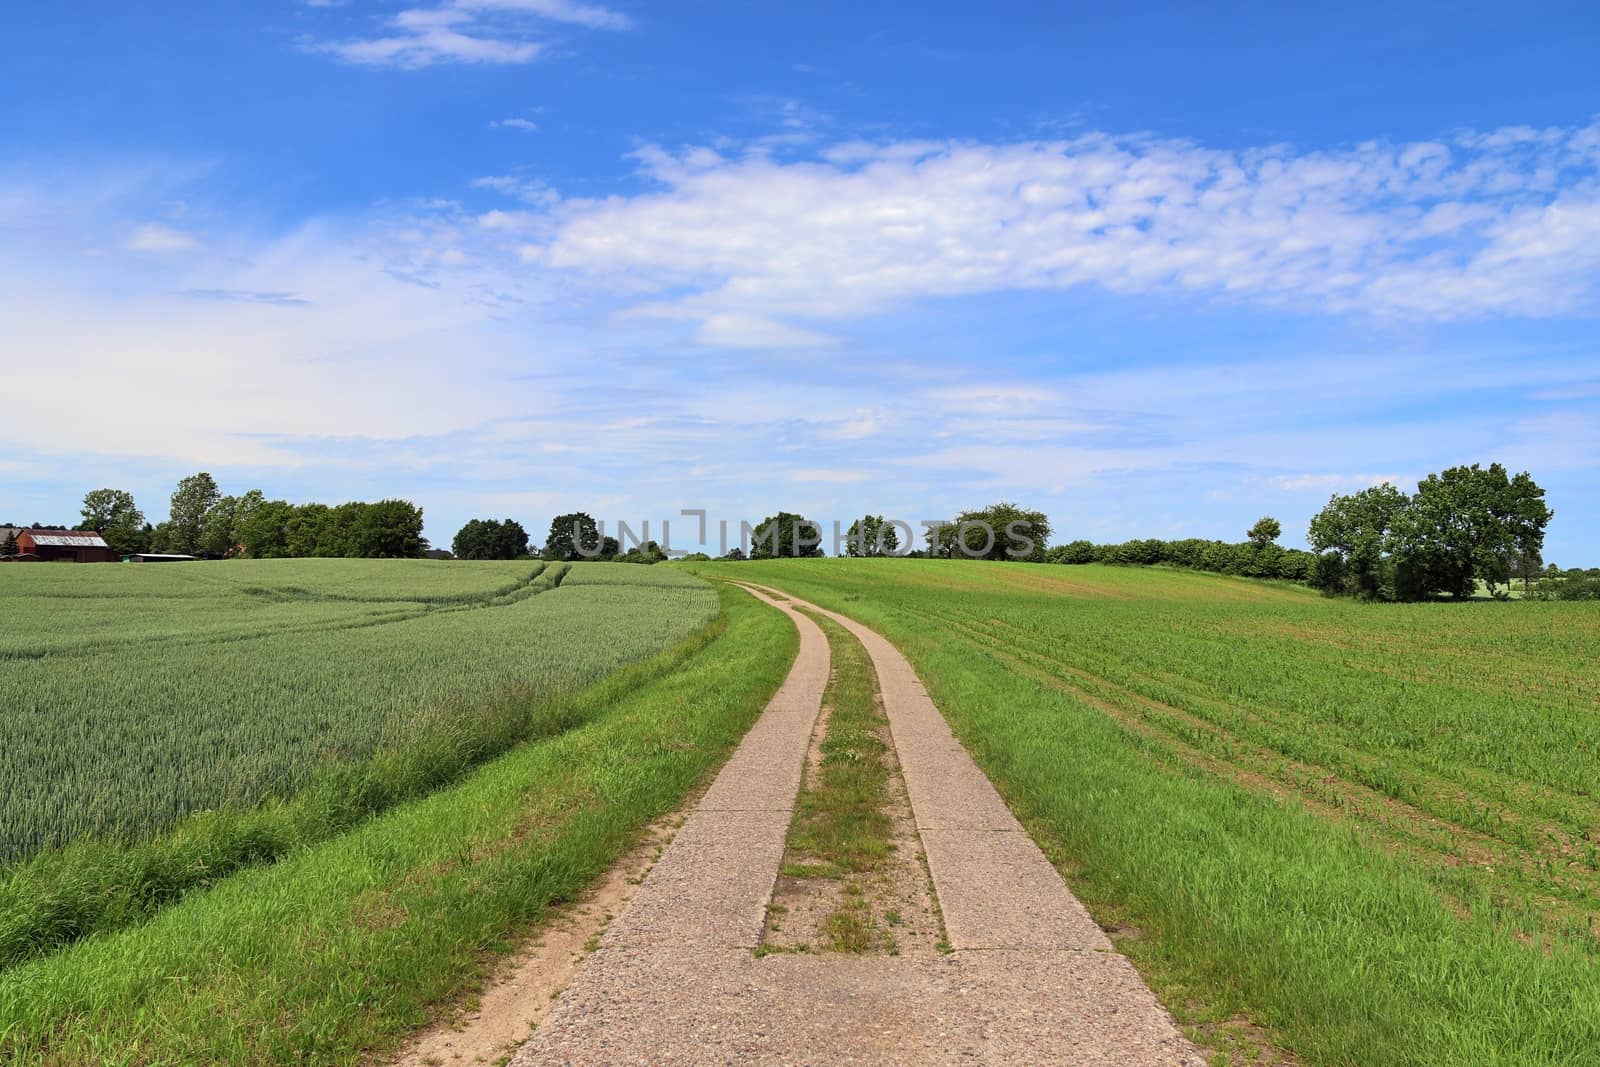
[14,529,120,563]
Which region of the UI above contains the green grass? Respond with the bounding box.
[784,611,893,883]
[775,611,895,954]
[0,560,717,862]
[698,559,1600,1066]
[0,582,797,1065]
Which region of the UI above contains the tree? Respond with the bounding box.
[749,512,824,559]
[80,488,146,555]
[231,490,266,546]
[1394,464,1552,599]
[285,503,332,557]
[1,530,17,557]
[198,496,240,558]
[147,521,177,554]
[1307,484,1410,598]
[346,500,427,558]
[845,515,900,557]
[1309,466,1551,600]
[618,540,666,564]
[545,513,601,561]
[453,518,531,561]
[1247,516,1282,547]
[168,473,221,555]
[1047,540,1097,564]
[235,499,294,558]
[927,503,1051,561]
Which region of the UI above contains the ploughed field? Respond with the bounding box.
[1,559,716,863]
[704,559,1600,1066]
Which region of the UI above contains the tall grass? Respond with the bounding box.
[708,559,1600,1065]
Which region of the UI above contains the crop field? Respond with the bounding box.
[703,559,1600,1065]
[0,559,717,864]
[0,581,797,1064]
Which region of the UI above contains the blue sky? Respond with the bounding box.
[3,1,1598,559]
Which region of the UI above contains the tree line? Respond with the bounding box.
[703,467,1568,603]
[45,475,427,559]
[19,462,1577,599]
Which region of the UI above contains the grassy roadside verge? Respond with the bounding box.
[0,582,796,1065]
[708,561,1600,1066]
[769,611,894,954]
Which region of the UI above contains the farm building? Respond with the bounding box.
[11,529,120,563]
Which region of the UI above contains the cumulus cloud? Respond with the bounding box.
[310,0,628,69]
[523,121,1600,336]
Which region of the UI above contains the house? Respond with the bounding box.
[13,529,120,563]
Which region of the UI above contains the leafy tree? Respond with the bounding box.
[927,503,1050,561]
[1277,549,1313,582]
[1308,484,1410,598]
[80,488,146,555]
[545,513,601,561]
[1393,464,1551,599]
[845,515,900,557]
[235,499,294,558]
[1247,516,1282,547]
[346,499,427,558]
[618,540,666,564]
[1529,567,1600,601]
[199,496,240,558]
[285,503,332,557]
[1309,466,1551,600]
[1047,539,1097,564]
[722,546,746,561]
[147,521,177,554]
[167,473,221,555]
[230,490,266,544]
[453,518,531,561]
[750,512,824,559]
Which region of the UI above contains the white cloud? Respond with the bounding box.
[124,222,200,253]
[310,0,628,69]
[6,141,1598,558]
[490,117,539,132]
[460,0,630,30]
[694,312,834,349]
[472,174,557,205]
[527,122,1600,335]
[790,468,869,483]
